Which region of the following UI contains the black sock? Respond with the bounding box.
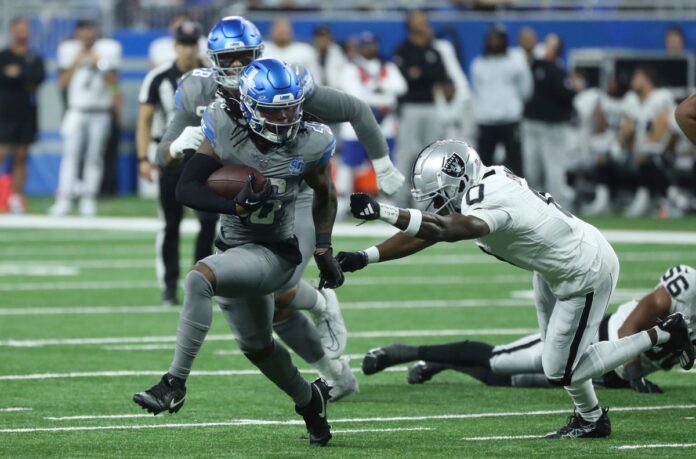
[417,340,494,368]
[449,366,512,387]
[383,343,419,364]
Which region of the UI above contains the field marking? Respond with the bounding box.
[512,288,646,302]
[2,216,696,244]
[3,405,694,434]
[46,414,152,421]
[0,265,79,277]
[0,407,31,412]
[462,435,543,441]
[333,427,434,434]
[0,299,531,317]
[614,443,696,450]
[0,328,537,348]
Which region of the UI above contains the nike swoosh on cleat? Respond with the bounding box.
[170,397,185,409]
[317,388,326,419]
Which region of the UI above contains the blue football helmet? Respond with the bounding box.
[207,16,264,89]
[239,58,305,144]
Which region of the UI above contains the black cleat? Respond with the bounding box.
[295,378,332,446]
[362,344,414,375]
[657,312,695,370]
[133,373,186,415]
[545,407,611,439]
[407,361,448,384]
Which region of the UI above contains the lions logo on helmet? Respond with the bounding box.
[411,140,485,214]
[239,58,305,144]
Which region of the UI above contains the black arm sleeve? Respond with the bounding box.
[175,153,237,215]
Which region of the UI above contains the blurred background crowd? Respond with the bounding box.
[0,0,695,218]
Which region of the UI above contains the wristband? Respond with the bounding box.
[403,209,423,237]
[379,203,399,224]
[364,246,380,263]
[315,232,332,249]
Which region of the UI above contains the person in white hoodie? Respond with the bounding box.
[263,18,320,79]
[337,32,407,207]
[470,25,532,175]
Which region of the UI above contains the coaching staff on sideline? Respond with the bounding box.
[0,17,45,214]
[136,21,217,306]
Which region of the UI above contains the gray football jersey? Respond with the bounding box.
[174,67,218,119]
[201,99,336,245]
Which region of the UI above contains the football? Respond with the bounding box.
[206,165,267,199]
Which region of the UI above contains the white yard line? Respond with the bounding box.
[4,405,695,434]
[332,427,434,434]
[46,414,152,421]
[0,407,31,412]
[0,328,537,348]
[462,435,544,441]
[614,443,696,450]
[2,216,696,244]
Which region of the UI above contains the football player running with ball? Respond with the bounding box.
[156,16,404,399]
[134,59,342,446]
[342,139,695,439]
[358,265,696,394]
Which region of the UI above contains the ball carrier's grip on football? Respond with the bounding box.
[206,164,272,215]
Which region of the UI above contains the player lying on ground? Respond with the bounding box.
[342,139,696,439]
[134,59,344,446]
[351,265,695,393]
[154,16,405,398]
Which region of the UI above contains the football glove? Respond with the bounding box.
[336,251,368,273]
[624,361,663,394]
[350,193,380,220]
[314,248,345,289]
[170,126,204,160]
[234,175,274,213]
[372,156,405,196]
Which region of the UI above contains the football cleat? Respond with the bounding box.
[328,358,359,402]
[407,361,448,384]
[312,288,347,360]
[295,378,332,446]
[545,408,611,439]
[133,373,186,415]
[162,290,180,307]
[362,344,414,375]
[657,312,695,370]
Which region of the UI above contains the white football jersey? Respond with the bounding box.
[463,166,617,298]
[147,35,209,68]
[57,39,122,110]
[623,88,675,155]
[609,265,695,377]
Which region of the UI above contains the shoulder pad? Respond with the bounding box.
[660,265,696,306]
[299,122,335,165]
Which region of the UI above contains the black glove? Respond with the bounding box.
[234,175,273,213]
[314,248,344,289]
[336,251,368,273]
[350,192,380,220]
[625,361,663,394]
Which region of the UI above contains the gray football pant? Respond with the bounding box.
[395,103,445,207]
[521,120,573,207]
[169,243,312,406]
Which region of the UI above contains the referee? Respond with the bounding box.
[136,21,217,305]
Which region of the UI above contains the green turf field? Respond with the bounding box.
[1,214,695,457]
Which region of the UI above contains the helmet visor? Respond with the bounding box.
[209,48,262,88]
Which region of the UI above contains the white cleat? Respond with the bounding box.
[328,358,359,402]
[312,288,347,360]
[623,187,651,218]
[79,198,97,217]
[48,198,72,217]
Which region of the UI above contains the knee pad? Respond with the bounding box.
[241,339,275,362]
[184,269,214,297]
[541,348,567,382]
[235,330,273,355]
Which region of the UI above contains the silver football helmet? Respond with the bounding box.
[411,139,485,213]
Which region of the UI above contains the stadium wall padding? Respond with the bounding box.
[23,17,696,196]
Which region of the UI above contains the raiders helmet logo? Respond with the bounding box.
[442,153,466,178]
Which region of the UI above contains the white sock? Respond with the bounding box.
[570,331,654,383]
[565,380,601,422]
[312,355,343,380]
[288,280,326,314]
[653,325,671,345]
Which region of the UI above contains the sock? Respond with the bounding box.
[653,325,671,345]
[313,355,344,381]
[453,366,513,387]
[383,343,419,364]
[288,280,326,315]
[273,311,325,365]
[565,380,602,422]
[417,340,494,368]
[168,270,214,380]
[570,331,654,383]
[246,340,312,407]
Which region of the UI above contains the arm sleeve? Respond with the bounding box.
[175,153,237,214]
[305,85,389,160]
[155,108,200,167]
